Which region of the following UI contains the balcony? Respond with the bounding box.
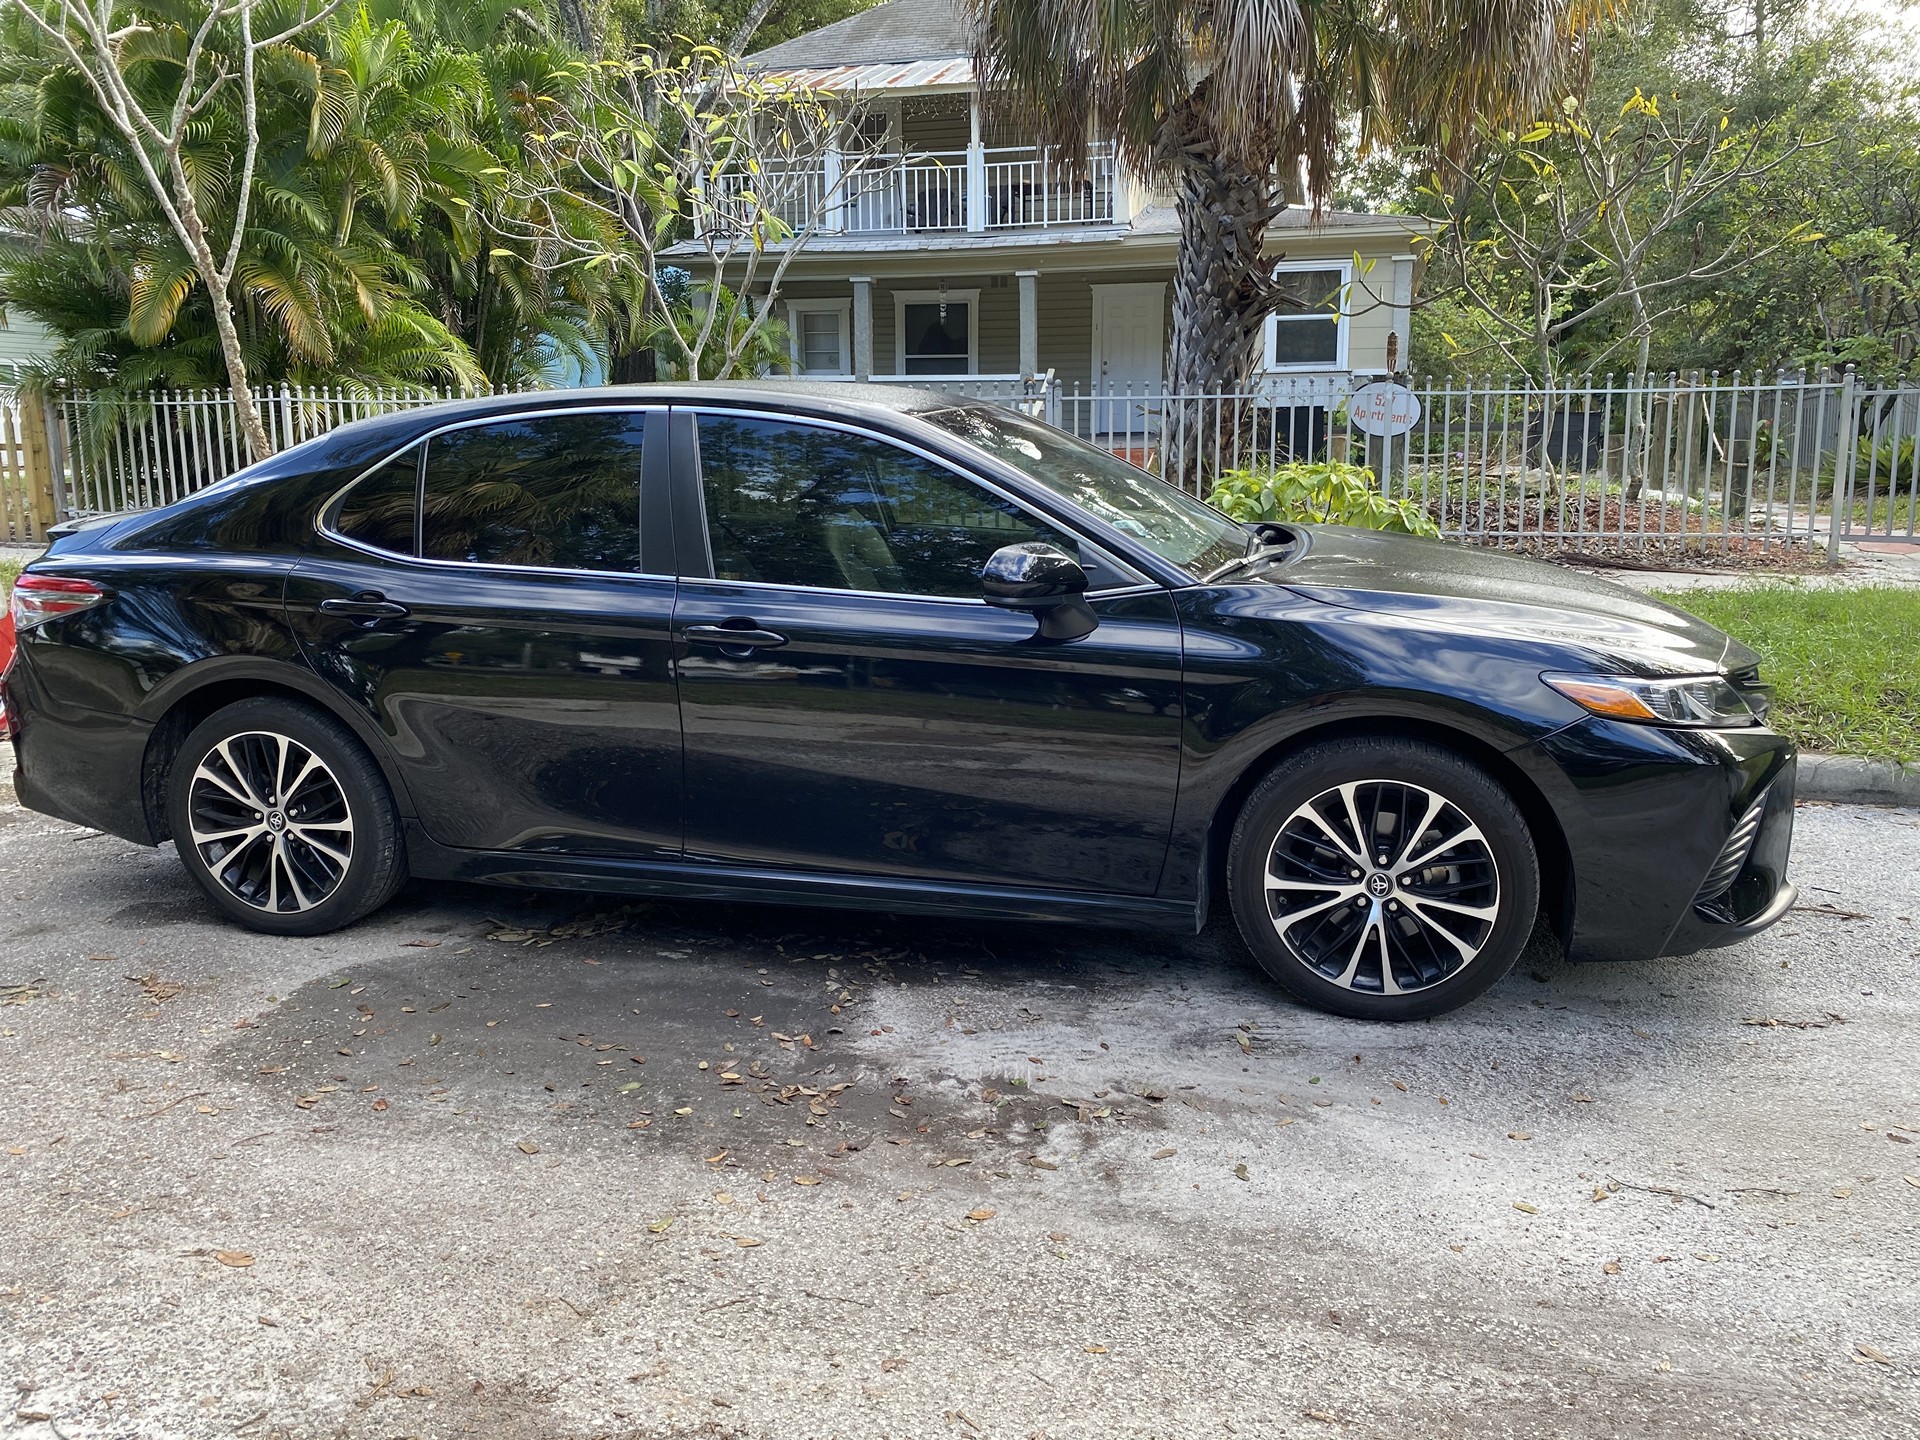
[704,142,1119,238]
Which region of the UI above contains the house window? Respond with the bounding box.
[1263,266,1348,370]
[786,300,850,376]
[895,289,979,375]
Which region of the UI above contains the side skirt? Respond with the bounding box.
[405,825,1204,934]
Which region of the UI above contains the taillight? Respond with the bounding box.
[10,573,110,631]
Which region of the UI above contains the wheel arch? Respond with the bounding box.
[136,659,416,843]
[1203,715,1574,949]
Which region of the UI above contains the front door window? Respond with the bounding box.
[694,414,1075,596]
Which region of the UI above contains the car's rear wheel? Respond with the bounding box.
[1227,737,1540,1020]
[166,697,406,935]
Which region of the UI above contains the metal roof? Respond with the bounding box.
[759,56,975,92]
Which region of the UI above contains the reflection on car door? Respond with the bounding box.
[288,406,683,858]
[670,408,1184,895]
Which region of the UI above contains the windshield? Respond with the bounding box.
[920,405,1249,578]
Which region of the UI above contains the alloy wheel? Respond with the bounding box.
[1263,779,1501,995]
[186,731,355,914]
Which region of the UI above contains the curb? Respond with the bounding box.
[1798,753,1920,808]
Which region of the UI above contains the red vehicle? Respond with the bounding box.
[0,603,14,739]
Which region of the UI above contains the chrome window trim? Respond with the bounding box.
[315,403,674,584]
[681,403,1157,598]
[681,574,1164,608]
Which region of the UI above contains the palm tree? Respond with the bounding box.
[967,0,1618,398]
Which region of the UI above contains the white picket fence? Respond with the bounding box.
[40,370,1920,559]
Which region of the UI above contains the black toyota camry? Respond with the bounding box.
[0,382,1795,1019]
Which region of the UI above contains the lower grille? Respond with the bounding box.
[1695,794,1767,904]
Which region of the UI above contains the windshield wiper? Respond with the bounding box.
[1202,542,1292,583]
[1201,525,1297,583]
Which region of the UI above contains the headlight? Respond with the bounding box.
[1543,672,1759,727]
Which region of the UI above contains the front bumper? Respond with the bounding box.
[1517,717,1797,963]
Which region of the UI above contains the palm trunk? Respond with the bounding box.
[1163,107,1281,490]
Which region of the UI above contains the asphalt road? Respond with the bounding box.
[2,774,1917,1440]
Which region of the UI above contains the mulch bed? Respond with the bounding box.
[1435,493,1831,571]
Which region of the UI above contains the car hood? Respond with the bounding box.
[1273,526,1759,677]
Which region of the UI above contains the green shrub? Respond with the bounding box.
[1855,432,1917,490]
[1207,461,1441,537]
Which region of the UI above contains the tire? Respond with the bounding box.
[1227,737,1540,1021]
[166,696,407,936]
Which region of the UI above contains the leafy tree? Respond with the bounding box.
[508,44,882,379]
[1,0,356,458]
[1403,0,1920,380]
[0,0,621,434]
[1420,87,1818,382]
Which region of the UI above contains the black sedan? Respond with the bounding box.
[1,383,1795,1019]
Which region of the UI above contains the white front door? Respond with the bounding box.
[1090,282,1165,435]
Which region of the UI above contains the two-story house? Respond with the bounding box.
[693,0,1425,444]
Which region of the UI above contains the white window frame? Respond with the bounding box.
[1262,261,1351,372]
[785,298,852,377]
[894,288,980,375]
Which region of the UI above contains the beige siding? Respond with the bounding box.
[768,236,1416,382]
[899,95,971,152]
[0,310,56,369]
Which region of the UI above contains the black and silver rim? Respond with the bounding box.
[187,732,354,913]
[1264,780,1500,995]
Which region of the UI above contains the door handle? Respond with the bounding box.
[685,623,788,651]
[318,593,410,620]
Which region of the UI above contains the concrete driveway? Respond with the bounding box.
[1,773,1916,1440]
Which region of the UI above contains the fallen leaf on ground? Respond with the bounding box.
[516,1140,540,1155]
[214,1250,254,1267]
[966,1208,996,1222]
[1513,1201,1539,1214]
[1084,1344,1109,1355]
[647,1216,675,1234]
[1854,1343,1894,1366]
[733,1236,763,1248]
[1602,1261,1621,1275]
[1152,1148,1176,1160]
[1508,1131,1533,1141]
[1233,1163,1250,1181]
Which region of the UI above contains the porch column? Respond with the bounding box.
[1388,253,1415,375]
[850,275,874,379]
[1016,269,1040,378]
[966,95,987,233]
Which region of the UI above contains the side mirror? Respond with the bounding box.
[981,542,1098,642]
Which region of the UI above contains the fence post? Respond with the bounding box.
[19,393,61,534]
[1826,367,1858,564]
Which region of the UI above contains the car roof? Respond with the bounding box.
[324,380,965,442]
[249,379,993,481]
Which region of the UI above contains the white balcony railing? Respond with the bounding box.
[700,142,1119,237]
[983,143,1116,229]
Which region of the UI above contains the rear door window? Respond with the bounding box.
[420,411,647,571]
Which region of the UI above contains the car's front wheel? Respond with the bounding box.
[1227,737,1540,1020]
[166,697,407,935]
